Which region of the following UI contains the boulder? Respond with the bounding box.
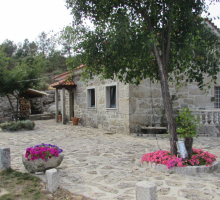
[22,153,64,173]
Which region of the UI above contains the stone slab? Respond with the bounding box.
[46,168,59,193]
[0,148,11,170]
[136,181,158,200]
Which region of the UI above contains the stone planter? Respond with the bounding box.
[22,153,64,173]
[71,117,80,125]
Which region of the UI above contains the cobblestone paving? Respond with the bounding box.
[1,119,220,200]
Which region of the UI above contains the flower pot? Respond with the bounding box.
[22,153,64,173]
[58,115,62,122]
[71,117,80,125]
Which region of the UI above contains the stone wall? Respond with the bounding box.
[0,90,58,119]
[129,77,216,133]
[0,95,17,118]
[70,75,130,134]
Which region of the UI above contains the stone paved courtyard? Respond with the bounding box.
[1,119,220,200]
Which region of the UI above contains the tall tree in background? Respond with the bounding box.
[0,43,46,120]
[66,0,220,156]
[36,32,50,56]
[60,25,76,57]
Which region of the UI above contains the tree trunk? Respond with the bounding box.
[153,44,178,156]
[185,137,193,159]
[6,95,15,119]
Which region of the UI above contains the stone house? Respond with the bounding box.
[51,69,220,135]
[51,20,220,135]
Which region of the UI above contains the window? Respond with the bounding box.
[87,88,96,108]
[214,86,220,108]
[106,84,117,109]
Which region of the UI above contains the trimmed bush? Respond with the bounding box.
[0,120,35,131]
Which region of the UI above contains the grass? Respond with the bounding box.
[0,168,88,200]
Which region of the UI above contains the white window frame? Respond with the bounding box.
[87,87,96,109]
[214,86,220,108]
[105,83,118,110]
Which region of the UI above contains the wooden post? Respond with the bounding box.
[62,88,66,124]
[55,88,58,123]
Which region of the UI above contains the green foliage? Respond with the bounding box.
[58,110,61,115]
[66,0,220,89]
[0,120,35,131]
[175,108,200,138]
[34,81,49,91]
[21,120,35,130]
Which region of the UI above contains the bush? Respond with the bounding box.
[0,120,35,131]
[22,120,35,130]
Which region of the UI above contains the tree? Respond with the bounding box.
[36,32,50,56]
[0,49,45,120]
[59,25,79,57]
[66,0,220,156]
[0,39,17,57]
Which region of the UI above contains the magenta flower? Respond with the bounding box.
[25,143,63,161]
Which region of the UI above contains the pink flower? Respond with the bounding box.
[141,149,217,169]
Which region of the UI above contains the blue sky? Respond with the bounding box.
[0,0,219,45]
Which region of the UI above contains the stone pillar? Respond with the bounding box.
[136,181,158,200]
[55,88,58,123]
[62,88,66,124]
[0,148,11,170]
[46,168,59,193]
[68,90,73,121]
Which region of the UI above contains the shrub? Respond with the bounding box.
[22,120,35,130]
[0,120,35,131]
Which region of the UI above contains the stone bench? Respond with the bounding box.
[139,126,167,136]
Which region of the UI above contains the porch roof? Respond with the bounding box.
[50,78,77,89]
[20,89,48,98]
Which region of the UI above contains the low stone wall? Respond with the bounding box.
[143,161,219,175]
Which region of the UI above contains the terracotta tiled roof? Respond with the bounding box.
[53,71,70,80]
[205,18,220,34]
[53,65,86,80]
[50,78,76,88]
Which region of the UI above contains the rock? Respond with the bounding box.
[186,182,206,189]
[166,180,183,186]
[0,148,11,170]
[22,153,64,173]
[178,189,214,200]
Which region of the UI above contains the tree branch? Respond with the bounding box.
[165,3,172,68]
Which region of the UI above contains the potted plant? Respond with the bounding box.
[175,107,201,159]
[58,110,62,122]
[22,143,64,173]
[71,117,80,125]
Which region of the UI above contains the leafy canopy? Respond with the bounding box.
[66,0,220,89]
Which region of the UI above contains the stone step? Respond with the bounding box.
[30,113,55,121]
[41,116,52,120]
